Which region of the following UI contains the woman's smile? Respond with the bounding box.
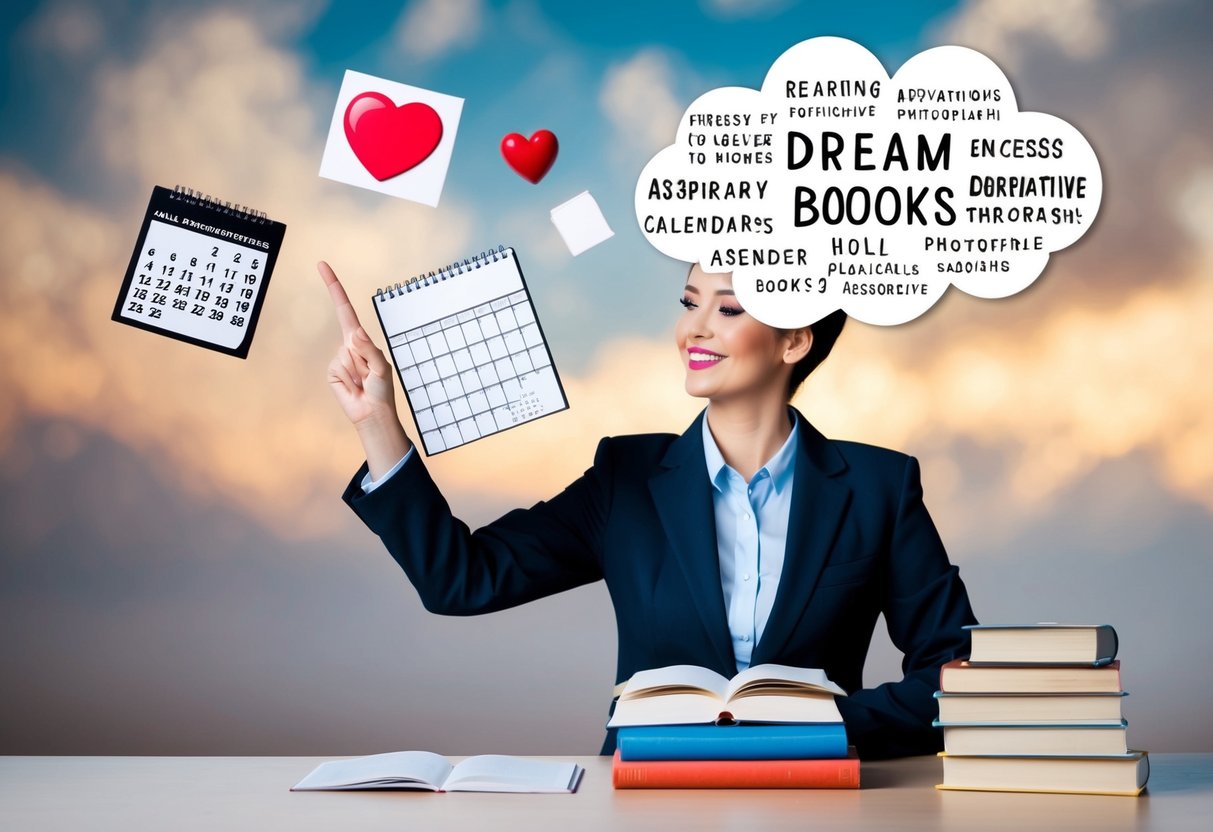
[687,346,726,370]
[675,266,799,403]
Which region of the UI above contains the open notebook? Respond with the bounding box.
[291,751,583,793]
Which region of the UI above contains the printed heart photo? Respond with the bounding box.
[319,69,463,206]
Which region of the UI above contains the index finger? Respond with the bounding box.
[318,260,362,336]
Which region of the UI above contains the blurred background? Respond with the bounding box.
[1,0,1211,755]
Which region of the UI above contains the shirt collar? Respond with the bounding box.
[701,410,799,495]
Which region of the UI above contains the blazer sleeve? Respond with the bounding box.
[835,455,977,759]
[341,439,613,615]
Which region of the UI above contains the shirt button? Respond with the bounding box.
[743,573,752,581]
[741,635,750,642]
[743,512,751,520]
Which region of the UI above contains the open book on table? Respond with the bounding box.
[291,751,583,793]
[607,663,846,728]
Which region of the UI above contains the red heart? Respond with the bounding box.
[501,130,559,184]
[344,92,443,181]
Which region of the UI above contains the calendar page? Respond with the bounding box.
[112,186,287,358]
[373,247,569,455]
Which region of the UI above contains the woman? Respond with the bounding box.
[321,260,977,759]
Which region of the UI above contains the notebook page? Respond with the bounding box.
[290,751,452,790]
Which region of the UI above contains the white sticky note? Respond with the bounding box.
[319,69,463,207]
[550,191,614,256]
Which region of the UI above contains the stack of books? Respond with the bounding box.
[606,664,859,789]
[935,624,1149,796]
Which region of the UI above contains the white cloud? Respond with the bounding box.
[395,0,485,63]
[940,0,1115,69]
[501,0,564,47]
[1175,166,1213,256]
[599,49,686,158]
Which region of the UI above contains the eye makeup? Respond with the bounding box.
[680,296,746,317]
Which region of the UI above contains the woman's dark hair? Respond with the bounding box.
[683,263,846,399]
[786,309,847,398]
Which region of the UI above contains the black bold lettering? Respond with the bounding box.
[787,132,812,170]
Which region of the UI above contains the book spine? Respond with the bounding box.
[611,752,860,789]
[617,724,849,761]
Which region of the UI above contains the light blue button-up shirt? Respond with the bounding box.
[361,449,413,493]
[702,416,798,673]
[363,414,799,673]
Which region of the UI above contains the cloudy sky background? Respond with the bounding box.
[2,0,1211,755]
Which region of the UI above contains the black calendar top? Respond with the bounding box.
[112,186,287,358]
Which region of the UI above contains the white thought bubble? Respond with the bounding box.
[635,37,1103,327]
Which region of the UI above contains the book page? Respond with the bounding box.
[290,751,452,791]
[728,694,844,724]
[726,664,845,700]
[606,692,730,727]
[446,755,581,793]
[620,665,730,699]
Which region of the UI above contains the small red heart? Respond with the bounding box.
[501,130,559,184]
[344,92,443,181]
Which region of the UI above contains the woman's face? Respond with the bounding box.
[674,266,797,404]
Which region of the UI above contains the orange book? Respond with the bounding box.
[611,749,859,789]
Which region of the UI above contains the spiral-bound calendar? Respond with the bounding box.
[112,185,286,358]
[374,246,568,455]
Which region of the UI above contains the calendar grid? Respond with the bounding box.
[376,249,567,455]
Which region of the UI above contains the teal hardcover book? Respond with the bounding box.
[617,723,849,762]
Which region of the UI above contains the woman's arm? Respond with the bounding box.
[342,439,610,615]
[321,260,608,614]
[836,456,977,759]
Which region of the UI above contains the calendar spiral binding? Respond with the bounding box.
[375,245,511,301]
[171,185,272,224]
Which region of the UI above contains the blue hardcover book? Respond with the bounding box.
[616,723,849,762]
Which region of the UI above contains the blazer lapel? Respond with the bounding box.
[648,410,736,675]
[750,410,851,666]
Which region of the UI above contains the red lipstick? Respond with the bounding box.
[687,347,725,370]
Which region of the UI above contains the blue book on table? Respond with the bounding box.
[616,723,849,761]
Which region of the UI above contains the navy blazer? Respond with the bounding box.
[342,408,977,759]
